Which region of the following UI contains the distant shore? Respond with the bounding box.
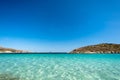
[70,43,120,54]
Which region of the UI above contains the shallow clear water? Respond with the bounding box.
[0,54,120,80]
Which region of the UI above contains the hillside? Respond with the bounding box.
[70,43,120,53]
[0,47,27,53]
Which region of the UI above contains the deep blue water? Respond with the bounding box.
[0,54,120,80]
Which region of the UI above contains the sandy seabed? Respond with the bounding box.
[0,54,120,80]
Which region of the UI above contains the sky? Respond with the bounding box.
[0,0,120,52]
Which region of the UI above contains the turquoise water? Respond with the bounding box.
[0,54,120,80]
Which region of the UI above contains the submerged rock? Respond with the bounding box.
[0,73,20,80]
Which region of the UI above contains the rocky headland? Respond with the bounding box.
[0,46,28,53]
[70,43,120,54]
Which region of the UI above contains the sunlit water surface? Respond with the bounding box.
[0,54,120,80]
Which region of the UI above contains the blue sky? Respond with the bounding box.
[0,0,120,52]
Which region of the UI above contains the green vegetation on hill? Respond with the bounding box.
[71,43,120,53]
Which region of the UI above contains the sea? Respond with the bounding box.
[0,53,120,80]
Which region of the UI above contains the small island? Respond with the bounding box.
[70,43,120,54]
[0,46,27,53]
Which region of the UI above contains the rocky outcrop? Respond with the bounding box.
[0,47,28,53]
[70,43,120,53]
